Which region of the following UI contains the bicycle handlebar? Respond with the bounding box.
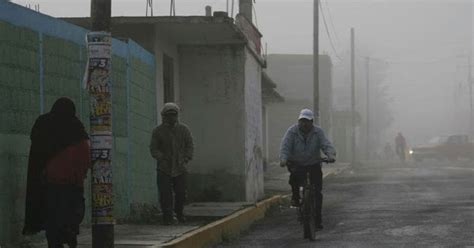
[320,157,330,163]
[286,157,335,167]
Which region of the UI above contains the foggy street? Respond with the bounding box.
[2,0,474,247]
[218,160,474,247]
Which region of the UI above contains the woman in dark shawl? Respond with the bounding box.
[23,97,90,248]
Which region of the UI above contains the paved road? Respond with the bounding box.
[218,161,474,247]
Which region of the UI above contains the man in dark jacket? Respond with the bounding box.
[150,103,194,225]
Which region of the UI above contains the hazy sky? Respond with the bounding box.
[10,0,474,145]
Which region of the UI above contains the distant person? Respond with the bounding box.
[395,132,407,162]
[279,109,336,230]
[23,97,90,248]
[384,142,394,160]
[150,103,194,225]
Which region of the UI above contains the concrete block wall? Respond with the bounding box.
[0,21,40,243]
[0,3,157,244]
[42,35,82,112]
[110,55,129,219]
[128,57,157,209]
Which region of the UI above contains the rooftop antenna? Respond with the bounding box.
[146,0,153,16]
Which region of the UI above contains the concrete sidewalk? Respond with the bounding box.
[26,163,348,248]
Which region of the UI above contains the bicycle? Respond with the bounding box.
[296,158,331,241]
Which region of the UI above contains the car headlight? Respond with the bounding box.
[409,149,414,155]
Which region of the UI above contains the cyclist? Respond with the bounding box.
[280,108,336,230]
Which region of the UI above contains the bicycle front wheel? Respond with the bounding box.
[302,187,316,241]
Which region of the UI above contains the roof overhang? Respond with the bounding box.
[63,16,248,46]
[262,71,284,104]
[63,16,266,66]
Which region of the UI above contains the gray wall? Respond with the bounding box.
[265,54,334,162]
[179,45,247,202]
[266,100,313,162]
[178,45,265,202]
[319,55,333,137]
[244,48,264,201]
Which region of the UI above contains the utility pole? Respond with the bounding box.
[89,0,114,247]
[351,28,356,164]
[366,57,370,161]
[314,0,320,124]
[469,55,472,140]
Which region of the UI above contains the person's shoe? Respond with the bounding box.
[297,211,303,222]
[315,224,324,231]
[67,238,78,248]
[291,198,300,207]
[163,216,177,225]
[177,214,187,223]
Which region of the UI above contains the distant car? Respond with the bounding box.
[410,135,474,162]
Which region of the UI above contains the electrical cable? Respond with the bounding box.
[322,0,340,45]
[319,0,342,61]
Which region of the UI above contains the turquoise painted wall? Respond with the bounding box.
[0,2,157,245]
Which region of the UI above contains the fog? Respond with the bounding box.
[13,0,474,147]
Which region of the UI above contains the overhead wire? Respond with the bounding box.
[319,0,342,62]
[322,0,340,45]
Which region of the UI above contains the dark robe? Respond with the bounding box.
[23,97,88,235]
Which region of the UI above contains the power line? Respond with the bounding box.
[322,0,340,45]
[319,0,342,61]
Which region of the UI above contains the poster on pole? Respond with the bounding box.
[86,31,114,225]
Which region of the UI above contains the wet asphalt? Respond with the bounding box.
[217,160,474,247]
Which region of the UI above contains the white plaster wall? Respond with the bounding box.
[243,48,264,202]
[179,45,246,177]
[153,28,181,124]
[262,105,269,166]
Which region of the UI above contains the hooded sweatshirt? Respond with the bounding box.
[149,103,194,176]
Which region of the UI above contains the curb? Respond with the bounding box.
[161,164,349,248]
[160,195,284,248]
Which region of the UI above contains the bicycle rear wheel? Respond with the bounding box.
[302,187,316,241]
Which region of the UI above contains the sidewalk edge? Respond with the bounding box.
[160,163,349,248]
[160,195,283,248]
